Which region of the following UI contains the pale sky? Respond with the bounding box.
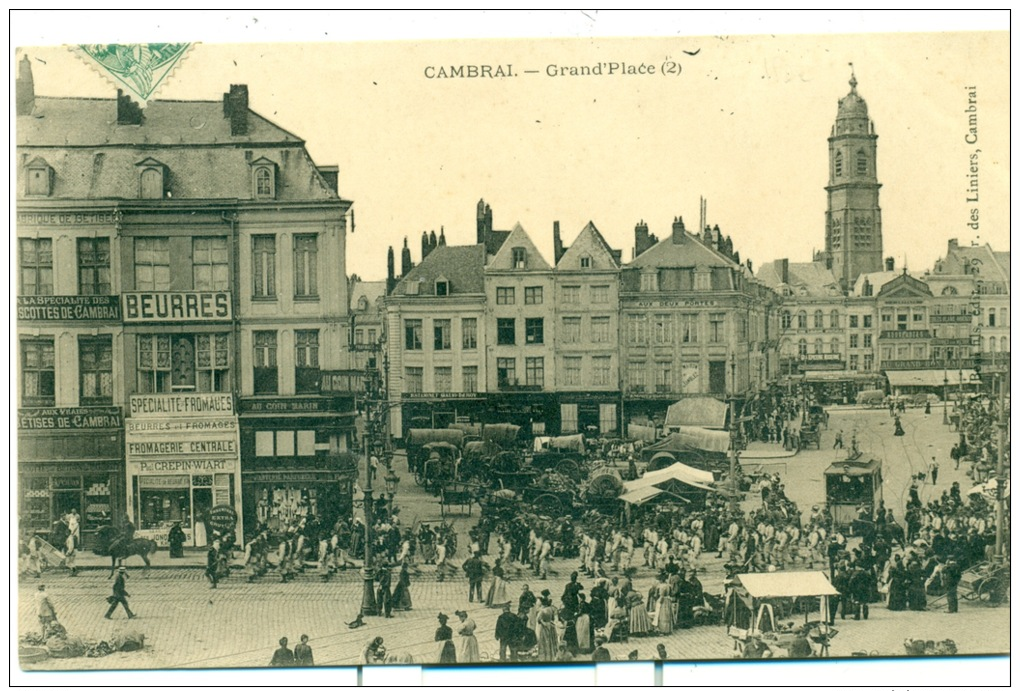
[14,18,1010,283]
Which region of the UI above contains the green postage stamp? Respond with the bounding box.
[71,43,193,102]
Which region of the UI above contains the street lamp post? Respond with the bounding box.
[360,426,378,616]
[728,353,739,513]
[942,370,950,426]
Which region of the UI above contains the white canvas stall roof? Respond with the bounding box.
[886,369,978,388]
[735,571,838,598]
[624,461,716,494]
[664,397,728,429]
[619,485,664,505]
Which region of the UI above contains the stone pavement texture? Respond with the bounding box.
[19,406,1009,671]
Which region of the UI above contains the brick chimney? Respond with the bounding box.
[116,89,144,125]
[224,84,249,136]
[387,246,396,294]
[777,258,789,284]
[553,221,564,264]
[476,199,492,245]
[634,220,653,257]
[671,216,686,244]
[16,55,34,116]
[421,231,431,260]
[401,237,412,275]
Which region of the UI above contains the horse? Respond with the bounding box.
[96,526,157,577]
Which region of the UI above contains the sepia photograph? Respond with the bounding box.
[12,13,1010,685]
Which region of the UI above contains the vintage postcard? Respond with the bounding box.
[13,17,1010,686]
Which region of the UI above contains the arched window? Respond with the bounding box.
[941,285,958,296]
[140,168,163,199]
[1001,336,1008,353]
[1000,307,1008,327]
[856,149,868,175]
[813,310,824,329]
[814,339,824,355]
[797,311,807,329]
[254,167,274,198]
[834,150,843,176]
[797,339,808,356]
[780,338,793,356]
[830,310,840,328]
[987,337,996,353]
[830,337,841,354]
[781,311,791,329]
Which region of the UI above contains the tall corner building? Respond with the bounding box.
[15,56,356,549]
[824,73,884,292]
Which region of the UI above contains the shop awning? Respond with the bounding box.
[802,370,883,382]
[886,369,978,388]
[619,485,664,505]
[734,571,839,598]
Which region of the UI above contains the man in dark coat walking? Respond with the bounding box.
[377,566,393,618]
[206,544,219,589]
[495,602,518,661]
[941,557,962,614]
[105,566,136,619]
[463,552,485,603]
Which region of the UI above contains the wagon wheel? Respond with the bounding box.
[414,469,426,486]
[556,459,581,480]
[978,577,1005,606]
[532,493,563,516]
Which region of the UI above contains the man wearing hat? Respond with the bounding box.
[105,566,136,619]
[591,635,611,661]
[495,602,518,661]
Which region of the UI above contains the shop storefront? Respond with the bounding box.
[238,395,358,540]
[556,393,621,436]
[17,406,123,549]
[125,392,242,547]
[400,393,486,434]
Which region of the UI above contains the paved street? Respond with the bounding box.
[18,405,1009,670]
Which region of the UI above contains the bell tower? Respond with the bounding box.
[825,66,883,291]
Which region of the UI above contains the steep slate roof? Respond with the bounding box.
[851,269,914,297]
[16,97,337,201]
[350,280,387,310]
[484,230,511,256]
[628,232,737,269]
[391,244,487,296]
[18,97,303,146]
[556,221,620,270]
[758,261,841,298]
[487,223,551,271]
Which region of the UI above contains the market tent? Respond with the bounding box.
[619,485,664,505]
[624,461,716,494]
[734,571,839,598]
[886,369,978,388]
[664,397,728,430]
[967,478,1010,498]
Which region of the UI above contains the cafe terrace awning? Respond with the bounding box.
[886,369,978,388]
[734,571,839,599]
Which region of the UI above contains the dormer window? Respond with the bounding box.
[580,255,592,269]
[512,247,527,269]
[250,157,278,199]
[405,279,421,296]
[435,277,450,296]
[640,270,659,293]
[25,157,53,196]
[136,157,167,199]
[358,296,369,311]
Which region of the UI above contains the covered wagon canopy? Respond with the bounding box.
[534,434,585,453]
[677,426,730,454]
[733,570,839,598]
[406,428,465,447]
[482,423,521,445]
[664,396,728,430]
[619,485,664,505]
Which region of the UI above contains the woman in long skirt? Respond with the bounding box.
[455,610,480,663]
[536,598,559,661]
[392,562,413,611]
[435,613,457,664]
[654,579,675,634]
[575,595,593,653]
[486,559,510,607]
[627,590,652,636]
